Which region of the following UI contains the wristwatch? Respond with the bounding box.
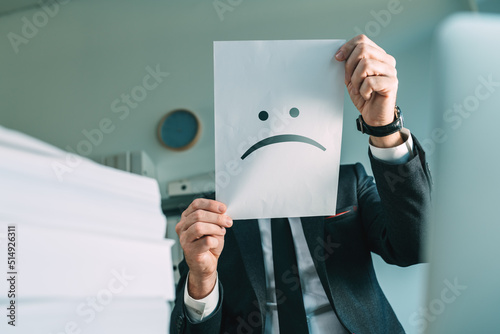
[356,106,403,137]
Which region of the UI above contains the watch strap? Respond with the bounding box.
[356,106,403,137]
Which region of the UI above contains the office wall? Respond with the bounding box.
[0,0,471,332]
[0,0,468,191]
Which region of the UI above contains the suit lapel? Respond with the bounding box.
[301,216,336,308]
[232,219,267,316]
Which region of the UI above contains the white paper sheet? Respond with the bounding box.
[0,126,166,240]
[0,298,170,334]
[0,221,175,299]
[214,40,345,219]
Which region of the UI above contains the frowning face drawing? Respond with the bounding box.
[240,108,326,160]
[214,39,345,219]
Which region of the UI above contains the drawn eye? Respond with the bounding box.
[258,111,269,121]
[289,107,299,118]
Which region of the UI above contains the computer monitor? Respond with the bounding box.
[423,13,500,333]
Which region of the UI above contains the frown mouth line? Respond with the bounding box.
[240,134,326,160]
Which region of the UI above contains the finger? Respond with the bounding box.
[183,209,232,232]
[345,43,396,85]
[335,34,384,62]
[185,222,227,242]
[351,58,397,95]
[358,76,398,101]
[175,220,183,236]
[183,198,227,218]
[191,236,220,254]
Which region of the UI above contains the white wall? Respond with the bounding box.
[0,0,471,332]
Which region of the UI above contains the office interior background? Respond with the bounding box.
[1,0,499,333]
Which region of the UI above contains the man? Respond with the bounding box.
[170,35,432,334]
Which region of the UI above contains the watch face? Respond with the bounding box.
[158,109,201,151]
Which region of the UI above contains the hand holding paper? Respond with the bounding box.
[175,198,232,299]
[335,35,402,148]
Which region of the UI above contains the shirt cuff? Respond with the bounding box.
[183,272,220,323]
[369,128,413,164]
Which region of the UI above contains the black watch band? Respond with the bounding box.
[356,106,403,137]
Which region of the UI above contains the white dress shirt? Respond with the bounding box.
[183,129,414,333]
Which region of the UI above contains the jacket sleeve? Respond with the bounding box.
[359,135,432,266]
[170,259,224,334]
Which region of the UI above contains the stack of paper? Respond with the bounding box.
[0,126,174,333]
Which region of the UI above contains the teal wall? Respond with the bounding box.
[0,0,471,332]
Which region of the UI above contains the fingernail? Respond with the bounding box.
[219,205,225,213]
[226,217,233,226]
[335,50,344,61]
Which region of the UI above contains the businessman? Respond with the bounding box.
[170,35,432,334]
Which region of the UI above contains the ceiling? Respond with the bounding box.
[476,0,500,12]
[0,0,495,18]
[0,0,39,17]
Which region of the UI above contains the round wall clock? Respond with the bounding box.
[157,109,201,151]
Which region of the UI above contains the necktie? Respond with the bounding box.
[271,217,309,333]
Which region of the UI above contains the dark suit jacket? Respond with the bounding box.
[171,136,432,334]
